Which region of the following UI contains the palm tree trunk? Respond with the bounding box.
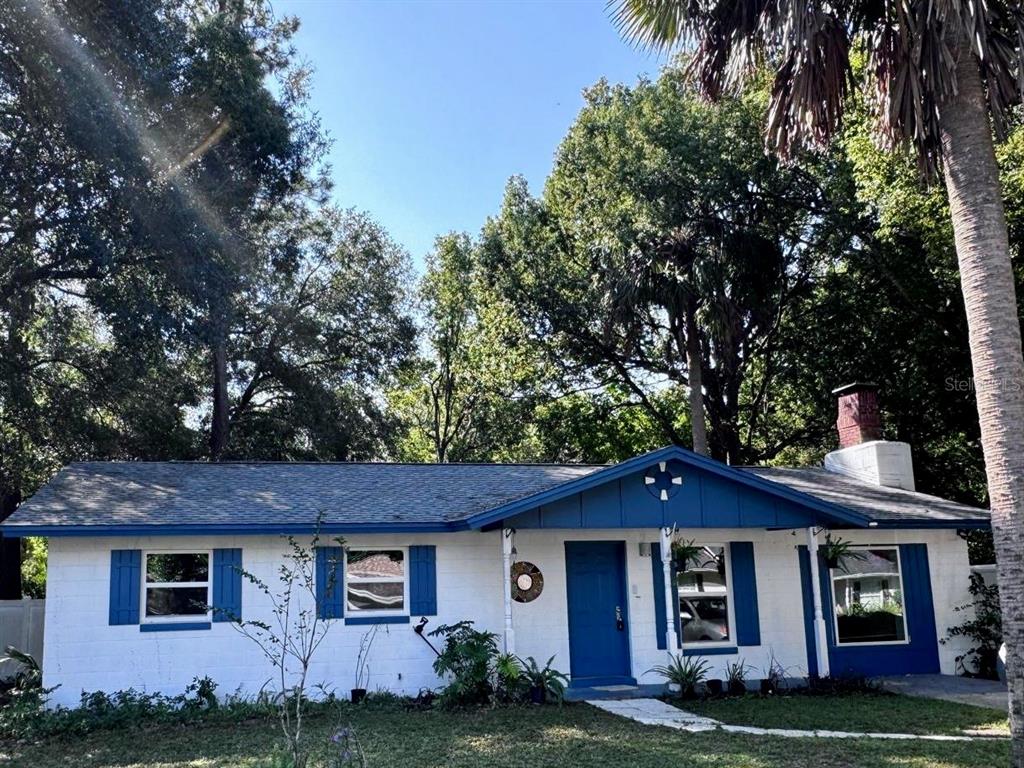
[210,334,229,460]
[939,41,1024,758]
[685,299,709,455]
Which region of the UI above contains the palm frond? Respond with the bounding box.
[609,0,692,52]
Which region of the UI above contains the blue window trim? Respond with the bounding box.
[345,615,410,626]
[140,622,212,632]
[682,646,737,657]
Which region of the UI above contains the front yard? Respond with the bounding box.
[680,690,1010,736]
[0,695,1011,768]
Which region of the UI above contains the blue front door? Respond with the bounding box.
[564,541,633,686]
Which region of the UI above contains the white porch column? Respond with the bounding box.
[806,527,830,678]
[660,526,679,652]
[501,528,516,654]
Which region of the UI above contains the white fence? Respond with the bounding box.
[0,599,45,678]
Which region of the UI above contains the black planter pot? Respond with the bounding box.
[680,684,697,701]
[727,681,746,696]
[530,685,545,705]
[825,555,840,569]
[351,688,367,704]
[706,679,724,696]
[760,679,775,696]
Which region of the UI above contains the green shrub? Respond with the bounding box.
[429,621,502,707]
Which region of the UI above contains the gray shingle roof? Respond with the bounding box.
[2,461,602,530]
[742,467,988,525]
[2,457,989,534]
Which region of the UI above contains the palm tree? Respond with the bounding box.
[610,0,1024,757]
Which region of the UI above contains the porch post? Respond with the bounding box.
[806,527,830,678]
[659,527,679,652]
[501,528,516,654]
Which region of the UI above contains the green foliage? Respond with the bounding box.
[946,573,1003,679]
[648,653,710,696]
[20,538,46,598]
[481,68,869,464]
[429,621,503,708]
[517,655,569,704]
[0,675,269,742]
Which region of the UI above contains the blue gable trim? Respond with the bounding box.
[480,446,872,532]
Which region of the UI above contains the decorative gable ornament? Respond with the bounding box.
[644,461,683,501]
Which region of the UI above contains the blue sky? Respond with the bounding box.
[274,0,659,270]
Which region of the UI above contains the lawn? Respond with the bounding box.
[679,691,1010,737]
[0,698,1011,768]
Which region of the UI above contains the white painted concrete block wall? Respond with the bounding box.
[43,527,974,707]
[43,532,505,707]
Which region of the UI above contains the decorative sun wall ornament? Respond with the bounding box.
[644,461,683,501]
[510,561,544,603]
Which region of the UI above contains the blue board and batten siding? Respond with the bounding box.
[507,461,823,530]
[798,543,940,677]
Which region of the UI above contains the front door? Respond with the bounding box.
[564,540,632,686]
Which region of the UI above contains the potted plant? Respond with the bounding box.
[725,659,748,696]
[671,540,701,571]
[821,534,867,570]
[517,655,569,705]
[648,653,710,700]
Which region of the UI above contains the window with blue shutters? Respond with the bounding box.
[111,548,234,632]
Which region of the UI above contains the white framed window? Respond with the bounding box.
[142,550,212,623]
[677,544,735,647]
[345,548,407,615]
[830,546,909,645]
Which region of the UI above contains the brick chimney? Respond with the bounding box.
[824,383,915,491]
[834,383,881,447]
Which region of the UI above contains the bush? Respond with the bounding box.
[945,572,1002,679]
[0,676,282,742]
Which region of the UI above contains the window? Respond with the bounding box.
[144,551,210,622]
[345,549,406,614]
[831,547,907,645]
[677,544,733,645]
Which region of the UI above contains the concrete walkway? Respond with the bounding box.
[876,675,1008,711]
[586,697,1004,741]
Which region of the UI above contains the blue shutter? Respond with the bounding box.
[651,542,667,650]
[109,549,141,625]
[409,545,437,616]
[316,546,344,619]
[212,548,242,622]
[730,541,761,646]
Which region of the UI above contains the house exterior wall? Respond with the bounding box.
[43,527,974,707]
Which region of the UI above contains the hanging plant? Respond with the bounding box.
[671,539,701,571]
[822,534,867,570]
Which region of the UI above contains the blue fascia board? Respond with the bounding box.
[2,520,467,538]
[140,622,212,632]
[465,445,873,530]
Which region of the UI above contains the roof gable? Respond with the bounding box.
[468,445,870,531]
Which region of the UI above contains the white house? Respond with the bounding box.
[1,385,989,706]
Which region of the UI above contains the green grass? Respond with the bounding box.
[679,691,1010,736]
[0,699,1011,768]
